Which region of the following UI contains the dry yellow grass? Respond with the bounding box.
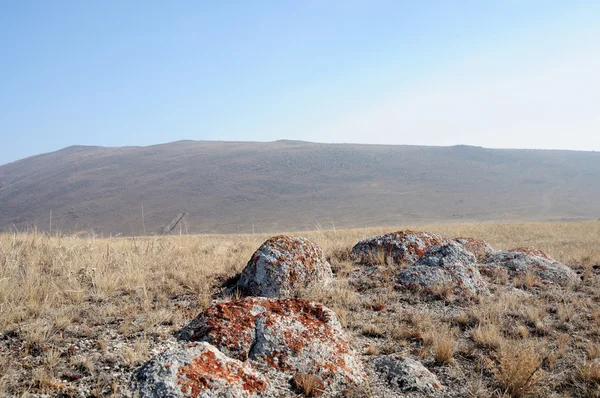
[472,323,503,350]
[496,341,544,397]
[427,324,458,364]
[0,220,599,396]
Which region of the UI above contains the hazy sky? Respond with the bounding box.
[1,1,599,165]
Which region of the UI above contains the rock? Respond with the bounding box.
[481,248,578,285]
[508,246,556,262]
[233,235,333,298]
[177,297,364,391]
[132,342,269,398]
[351,231,448,265]
[397,242,488,294]
[374,356,443,395]
[454,237,495,261]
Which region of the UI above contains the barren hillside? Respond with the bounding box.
[1,140,599,235]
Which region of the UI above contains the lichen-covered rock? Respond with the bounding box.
[454,237,495,261]
[233,236,333,298]
[481,248,578,285]
[177,297,364,391]
[397,242,488,294]
[508,246,556,262]
[351,231,448,265]
[374,356,443,395]
[132,342,269,398]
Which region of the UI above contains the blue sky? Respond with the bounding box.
[1,1,599,165]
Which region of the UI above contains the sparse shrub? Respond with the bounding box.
[451,311,474,328]
[578,360,600,384]
[428,282,454,302]
[364,344,378,355]
[362,324,385,337]
[517,325,529,339]
[513,272,538,289]
[331,306,348,327]
[426,325,458,364]
[293,373,325,397]
[341,381,374,398]
[121,340,149,367]
[472,322,503,350]
[586,343,600,360]
[327,245,353,264]
[367,247,388,265]
[496,341,544,397]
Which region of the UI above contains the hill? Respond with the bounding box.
[1,140,599,235]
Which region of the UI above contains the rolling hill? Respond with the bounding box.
[1,140,599,235]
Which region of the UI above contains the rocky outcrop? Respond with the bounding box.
[351,231,448,265]
[508,246,555,262]
[397,242,488,294]
[132,342,269,398]
[233,236,333,298]
[480,248,578,285]
[374,356,443,395]
[177,297,365,392]
[454,237,495,261]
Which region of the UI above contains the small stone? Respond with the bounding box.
[374,356,443,394]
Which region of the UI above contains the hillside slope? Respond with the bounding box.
[1,140,599,235]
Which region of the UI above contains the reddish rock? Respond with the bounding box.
[132,342,269,398]
[178,297,364,391]
[351,231,448,265]
[233,236,333,298]
[454,237,495,261]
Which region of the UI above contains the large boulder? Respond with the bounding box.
[132,342,269,398]
[397,242,488,294]
[351,231,448,265]
[177,297,365,391]
[453,237,495,261]
[480,248,578,285]
[233,236,333,298]
[374,356,444,395]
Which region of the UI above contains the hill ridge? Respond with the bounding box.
[1,140,599,235]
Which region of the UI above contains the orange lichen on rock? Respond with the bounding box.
[351,230,448,265]
[233,236,333,298]
[177,297,365,391]
[454,237,495,261]
[132,342,269,398]
[178,350,267,397]
[508,247,556,262]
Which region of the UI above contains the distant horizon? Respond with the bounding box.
[3,138,599,167]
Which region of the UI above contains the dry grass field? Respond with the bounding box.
[1,221,600,397]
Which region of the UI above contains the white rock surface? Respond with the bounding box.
[397,241,489,294]
[132,342,269,398]
[234,236,333,298]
